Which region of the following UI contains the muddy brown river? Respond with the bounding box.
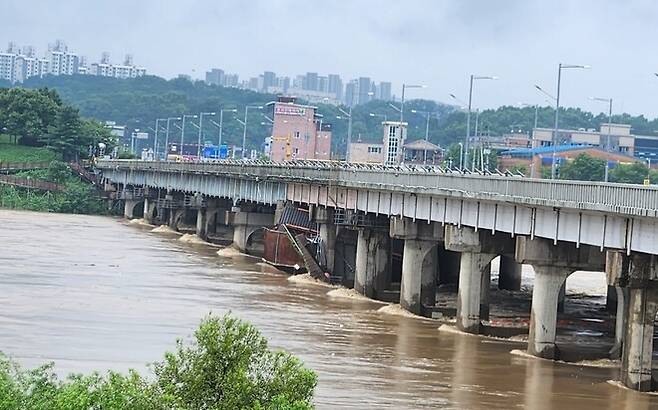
[1,209,657,409]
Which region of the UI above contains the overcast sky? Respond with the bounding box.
[3,0,658,117]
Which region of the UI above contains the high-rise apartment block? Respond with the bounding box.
[0,40,147,83]
[89,53,146,79]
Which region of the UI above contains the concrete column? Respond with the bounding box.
[516,237,605,360]
[400,238,438,316]
[445,225,507,334]
[621,287,658,392]
[143,197,157,224]
[527,265,571,359]
[456,252,495,333]
[196,208,209,241]
[274,200,286,224]
[231,209,275,252]
[480,262,492,321]
[168,208,185,231]
[123,199,140,219]
[355,229,390,299]
[316,207,336,274]
[610,286,629,360]
[498,255,522,291]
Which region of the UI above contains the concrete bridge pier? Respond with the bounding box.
[445,226,515,333]
[392,218,443,316]
[168,208,185,231]
[143,197,157,224]
[618,253,658,392]
[231,206,275,252]
[354,228,390,299]
[314,207,337,275]
[516,237,605,359]
[606,251,630,360]
[195,199,219,241]
[123,198,142,219]
[499,255,522,291]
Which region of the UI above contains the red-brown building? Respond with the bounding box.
[269,96,331,161]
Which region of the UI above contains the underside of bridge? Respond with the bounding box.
[101,159,658,393]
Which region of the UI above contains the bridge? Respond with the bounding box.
[97,158,658,392]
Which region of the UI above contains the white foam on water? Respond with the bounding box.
[287,273,335,288]
[216,246,244,257]
[178,234,209,245]
[326,287,385,303]
[377,304,429,320]
[151,225,181,234]
[128,218,152,226]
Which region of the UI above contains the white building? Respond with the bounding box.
[89,54,146,79]
[382,121,408,165]
[0,52,16,82]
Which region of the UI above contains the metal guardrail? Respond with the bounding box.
[0,174,65,191]
[0,161,52,172]
[97,159,658,217]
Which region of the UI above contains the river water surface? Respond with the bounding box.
[1,209,657,409]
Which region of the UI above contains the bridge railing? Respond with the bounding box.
[97,159,658,217]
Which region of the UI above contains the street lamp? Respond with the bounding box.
[400,83,426,122]
[551,63,590,179]
[197,112,216,159]
[590,96,613,182]
[465,75,497,171]
[153,118,166,160]
[458,142,464,171]
[180,114,198,159]
[369,113,387,122]
[518,102,539,130]
[337,106,353,161]
[534,84,556,102]
[241,105,263,158]
[164,117,181,161]
[449,93,467,109]
[208,108,238,158]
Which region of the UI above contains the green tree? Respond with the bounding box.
[0,314,317,409]
[0,88,61,145]
[609,162,650,184]
[45,105,85,161]
[558,154,605,181]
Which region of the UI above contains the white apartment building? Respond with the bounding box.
[0,53,16,82]
[49,50,80,76]
[90,63,146,79]
[14,55,50,82]
[382,121,408,165]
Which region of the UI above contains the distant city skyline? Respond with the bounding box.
[3,1,658,116]
[205,68,393,106]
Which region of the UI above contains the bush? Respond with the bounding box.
[0,315,317,409]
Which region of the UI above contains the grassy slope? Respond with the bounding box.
[0,141,60,163]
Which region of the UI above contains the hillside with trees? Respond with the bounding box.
[6,74,658,156]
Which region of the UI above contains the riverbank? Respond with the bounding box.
[0,160,107,214]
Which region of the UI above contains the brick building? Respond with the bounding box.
[269,97,331,161]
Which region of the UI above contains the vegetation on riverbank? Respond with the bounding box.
[0,160,107,214]
[0,314,317,409]
[0,87,119,214]
[0,142,60,163]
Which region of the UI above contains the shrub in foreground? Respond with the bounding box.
[0,315,317,409]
